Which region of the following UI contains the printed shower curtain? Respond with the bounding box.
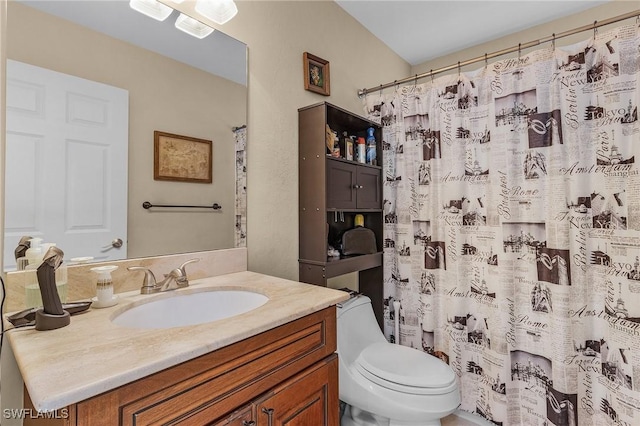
[363,24,640,426]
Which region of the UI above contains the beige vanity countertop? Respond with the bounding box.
[6,271,350,412]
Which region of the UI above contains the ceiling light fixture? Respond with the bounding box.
[194,0,238,25]
[129,0,173,21]
[175,13,215,39]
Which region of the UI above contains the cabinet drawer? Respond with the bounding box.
[74,307,336,426]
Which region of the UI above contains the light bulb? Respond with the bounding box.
[129,0,173,21]
[194,0,238,25]
[175,13,215,39]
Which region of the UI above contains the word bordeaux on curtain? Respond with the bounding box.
[364,23,640,426]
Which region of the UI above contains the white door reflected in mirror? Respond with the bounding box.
[4,60,129,270]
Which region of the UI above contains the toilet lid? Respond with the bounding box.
[355,342,456,392]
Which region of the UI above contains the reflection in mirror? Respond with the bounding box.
[4,0,248,271]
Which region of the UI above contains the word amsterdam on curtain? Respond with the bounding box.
[364,24,640,426]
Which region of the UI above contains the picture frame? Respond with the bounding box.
[154,131,212,183]
[303,52,330,96]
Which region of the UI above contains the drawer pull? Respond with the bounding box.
[242,421,256,426]
[261,408,274,426]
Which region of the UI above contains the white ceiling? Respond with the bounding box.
[335,0,611,66]
[17,0,247,86]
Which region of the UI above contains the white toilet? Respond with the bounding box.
[337,295,461,426]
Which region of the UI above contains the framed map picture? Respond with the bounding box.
[154,131,212,183]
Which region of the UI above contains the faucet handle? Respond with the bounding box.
[179,258,199,274]
[127,266,158,294]
[174,259,199,287]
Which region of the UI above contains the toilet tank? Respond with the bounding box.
[337,295,387,364]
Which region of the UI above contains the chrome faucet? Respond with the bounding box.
[128,259,199,294]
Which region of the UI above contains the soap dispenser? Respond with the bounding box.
[25,237,43,266]
[90,265,118,308]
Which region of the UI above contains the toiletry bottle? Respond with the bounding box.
[357,137,366,163]
[90,265,119,308]
[332,131,341,158]
[366,127,377,165]
[344,131,354,161]
[25,237,43,266]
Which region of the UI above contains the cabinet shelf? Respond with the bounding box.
[300,252,383,279]
[299,102,384,329]
[326,155,382,170]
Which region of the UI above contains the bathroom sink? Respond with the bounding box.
[111,290,269,329]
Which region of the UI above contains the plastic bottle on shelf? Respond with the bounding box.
[343,131,354,161]
[357,137,366,163]
[366,127,377,165]
[332,131,341,158]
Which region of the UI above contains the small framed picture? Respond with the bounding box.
[154,131,212,183]
[303,52,330,96]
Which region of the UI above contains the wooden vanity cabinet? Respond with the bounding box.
[25,307,338,426]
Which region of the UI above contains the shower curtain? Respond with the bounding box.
[363,24,640,426]
[234,125,247,247]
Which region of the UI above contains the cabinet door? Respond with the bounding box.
[327,161,356,209]
[356,167,381,209]
[254,355,338,426]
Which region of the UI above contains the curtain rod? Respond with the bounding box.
[357,9,640,98]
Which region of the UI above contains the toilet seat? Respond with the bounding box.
[354,342,457,395]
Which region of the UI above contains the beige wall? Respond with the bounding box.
[177,0,639,283]
[6,2,245,259]
[411,1,639,78]
[217,0,411,280]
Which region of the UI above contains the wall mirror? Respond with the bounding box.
[3,0,248,271]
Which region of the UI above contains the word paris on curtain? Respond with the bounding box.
[364,24,640,426]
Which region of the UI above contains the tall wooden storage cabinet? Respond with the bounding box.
[298,102,384,328]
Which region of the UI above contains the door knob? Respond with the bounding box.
[102,238,123,249]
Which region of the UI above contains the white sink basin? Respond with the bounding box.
[111,290,269,329]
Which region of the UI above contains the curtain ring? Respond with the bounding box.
[551,33,556,50]
[518,43,521,59]
[430,69,434,83]
[414,74,418,88]
[484,53,488,68]
[394,80,399,91]
[379,84,383,96]
[457,61,461,77]
[593,20,598,39]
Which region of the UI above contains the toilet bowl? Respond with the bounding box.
[337,295,461,426]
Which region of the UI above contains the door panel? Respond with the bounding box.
[255,355,338,426]
[356,167,381,209]
[326,161,356,210]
